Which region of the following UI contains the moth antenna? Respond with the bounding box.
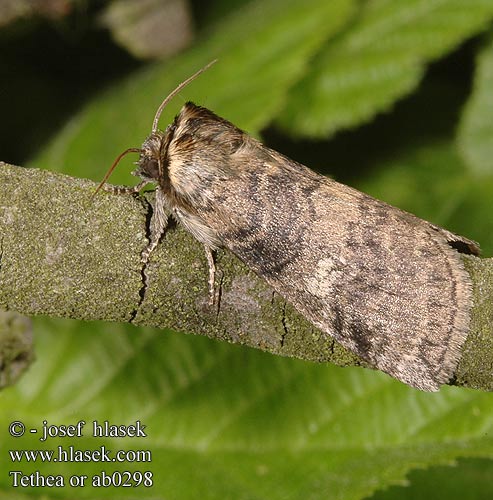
[93,147,141,197]
[152,59,218,133]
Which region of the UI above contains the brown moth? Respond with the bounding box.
[96,63,480,391]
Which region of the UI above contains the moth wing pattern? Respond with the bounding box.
[162,103,479,391]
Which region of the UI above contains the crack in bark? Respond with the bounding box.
[214,265,224,319]
[280,300,288,348]
[328,337,336,357]
[129,195,154,323]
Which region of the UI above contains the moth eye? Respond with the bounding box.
[138,157,160,179]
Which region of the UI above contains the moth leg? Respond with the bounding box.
[102,180,150,195]
[204,245,216,305]
[142,188,168,265]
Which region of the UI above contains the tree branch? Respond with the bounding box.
[1,162,491,390]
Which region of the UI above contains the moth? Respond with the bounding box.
[96,62,480,391]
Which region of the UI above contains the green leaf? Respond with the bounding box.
[1,318,492,499]
[457,32,493,176]
[277,0,493,138]
[371,458,493,500]
[33,0,355,184]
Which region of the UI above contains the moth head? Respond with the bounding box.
[133,131,166,182]
[94,60,216,195]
